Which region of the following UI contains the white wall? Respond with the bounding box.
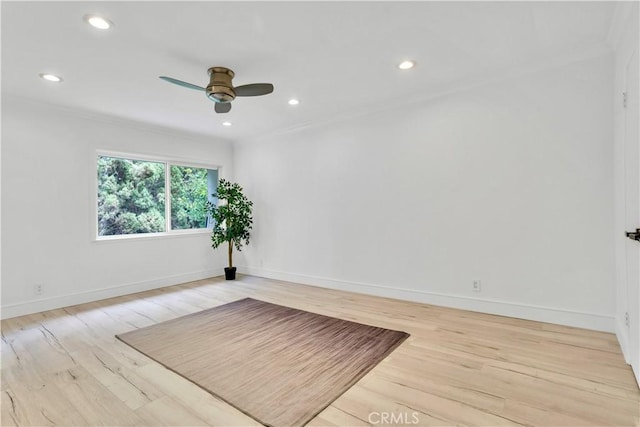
[1,96,233,318]
[235,53,615,331]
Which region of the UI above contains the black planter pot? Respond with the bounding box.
[224,267,237,280]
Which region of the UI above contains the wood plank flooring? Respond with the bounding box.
[1,275,639,426]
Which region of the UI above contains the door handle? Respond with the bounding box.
[626,228,640,242]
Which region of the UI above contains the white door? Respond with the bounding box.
[623,48,640,386]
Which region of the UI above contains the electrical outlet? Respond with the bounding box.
[472,280,481,292]
[34,283,44,296]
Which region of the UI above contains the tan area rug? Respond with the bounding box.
[116,297,409,427]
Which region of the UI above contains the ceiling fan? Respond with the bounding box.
[159,67,274,113]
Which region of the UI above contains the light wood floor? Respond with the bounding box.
[2,275,639,426]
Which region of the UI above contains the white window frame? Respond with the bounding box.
[93,150,223,242]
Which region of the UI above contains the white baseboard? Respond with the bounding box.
[2,265,616,334]
[239,266,615,333]
[616,317,631,364]
[1,268,223,320]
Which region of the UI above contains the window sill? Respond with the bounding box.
[93,228,211,244]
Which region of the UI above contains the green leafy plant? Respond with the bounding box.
[207,179,254,269]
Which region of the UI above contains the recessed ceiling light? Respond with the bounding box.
[39,73,63,83]
[84,14,113,30]
[288,99,300,106]
[222,121,232,127]
[398,60,415,70]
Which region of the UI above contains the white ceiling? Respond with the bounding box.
[2,1,617,142]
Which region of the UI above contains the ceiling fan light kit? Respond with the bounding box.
[159,66,274,114]
[207,67,235,103]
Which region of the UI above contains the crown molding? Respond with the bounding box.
[239,42,613,146]
[2,93,235,146]
[4,40,613,148]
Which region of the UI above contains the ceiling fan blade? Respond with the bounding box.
[215,102,232,113]
[234,83,274,97]
[159,76,205,91]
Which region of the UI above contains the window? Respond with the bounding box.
[97,154,218,238]
[171,165,218,230]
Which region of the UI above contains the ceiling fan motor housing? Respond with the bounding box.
[206,67,236,103]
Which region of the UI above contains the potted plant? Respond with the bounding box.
[207,179,253,280]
